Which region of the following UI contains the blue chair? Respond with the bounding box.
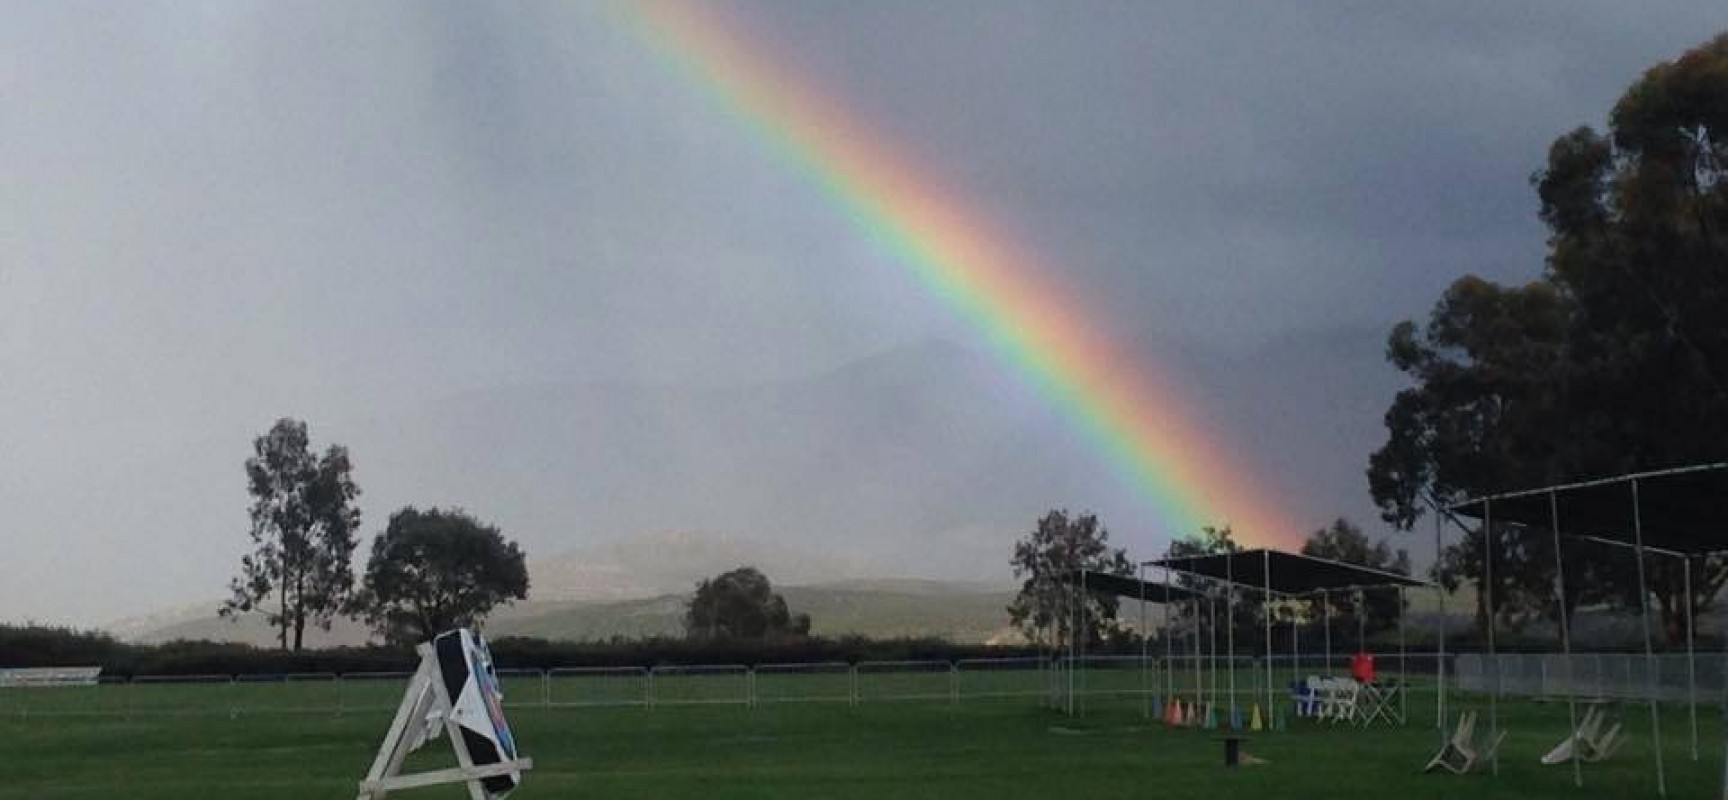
[1289,678,1319,717]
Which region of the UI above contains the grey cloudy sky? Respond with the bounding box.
[4,2,1726,627]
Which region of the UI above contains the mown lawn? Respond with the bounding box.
[0,689,1720,798]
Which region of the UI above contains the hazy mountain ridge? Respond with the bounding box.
[118,580,1017,647]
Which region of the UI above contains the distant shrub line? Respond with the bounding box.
[5,624,1701,678]
[0,624,1053,677]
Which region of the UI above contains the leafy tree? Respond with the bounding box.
[354,507,530,645]
[1370,33,1728,641]
[684,567,810,640]
[1161,525,1264,650]
[1300,519,1411,640]
[1007,510,1133,648]
[220,418,361,651]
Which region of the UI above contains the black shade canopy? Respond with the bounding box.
[1145,548,1430,594]
[1447,463,1728,555]
[1057,568,1203,604]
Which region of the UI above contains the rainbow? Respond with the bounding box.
[613,1,1298,547]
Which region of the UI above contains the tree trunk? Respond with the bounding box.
[278,580,289,652]
[292,573,306,651]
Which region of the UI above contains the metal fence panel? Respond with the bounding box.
[856,660,952,702]
[650,664,750,706]
[548,667,649,708]
[753,662,852,704]
[956,657,1044,700]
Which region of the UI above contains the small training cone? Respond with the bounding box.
[1184,701,1197,727]
[1204,703,1218,730]
[1164,699,1178,726]
[1229,706,1244,731]
[1249,704,1263,732]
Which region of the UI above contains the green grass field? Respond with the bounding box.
[1,676,1722,799]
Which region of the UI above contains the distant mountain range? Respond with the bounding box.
[109,529,1020,646]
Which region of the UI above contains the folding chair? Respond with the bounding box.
[1358,680,1402,726]
[1328,678,1360,724]
[1290,679,1319,718]
[1425,711,1503,774]
[1540,707,1624,765]
[1581,722,1624,762]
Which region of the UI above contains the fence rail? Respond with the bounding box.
[3,652,1721,719]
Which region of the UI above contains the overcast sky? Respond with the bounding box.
[5,2,1726,627]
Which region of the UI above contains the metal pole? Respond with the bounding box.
[1079,567,1088,717]
[1685,555,1698,761]
[1227,550,1237,720]
[1164,565,1175,704]
[1209,592,1219,711]
[1357,589,1366,658]
[1398,585,1407,726]
[1435,510,1448,736]
[1264,549,1274,729]
[1192,584,1203,711]
[1485,499,1499,775]
[1550,490,1583,789]
[1631,478,1667,796]
[1323,589,1333,674]
[1057,566,1071,718]
[1140,562,1149,719]
[1291,593,1300,688]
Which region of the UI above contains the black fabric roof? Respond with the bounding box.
[1447,464,1728,555]
[1145,548,1430,594]
[1056,569,1203,604]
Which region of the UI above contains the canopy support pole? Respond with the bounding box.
[1550,490,1583,789]
[1356,589,1366,657]
[1164,565,1175,704]
[1685,555,1697,761]
[1079,567,1088,717]
[1485,499,1499,775]
[1192,580,1203,711]
[1323,590,1332,674]
[1227,551,1237,720]
[1398,585,1407,725]
[1291,594,1301,694]
[1435,510,1448,737]
[1140,562,1149,719]
[1631,478,1667,796]
[1263,549,1274,730]
[1209,592,1219,711]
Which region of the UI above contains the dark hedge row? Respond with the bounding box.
[0,625,1048,677]
[6,624,1706,678]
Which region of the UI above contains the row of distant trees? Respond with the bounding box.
[222,418,529,650]
[1008,33,1728,648]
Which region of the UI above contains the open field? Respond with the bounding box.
[2,674,1723,799]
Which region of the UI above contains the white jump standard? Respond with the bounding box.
[357,629,533,800]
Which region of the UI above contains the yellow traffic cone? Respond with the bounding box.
[1250,703,1263,732]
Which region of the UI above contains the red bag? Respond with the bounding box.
[1350,652,1375,683]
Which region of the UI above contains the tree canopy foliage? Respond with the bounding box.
[684,567,810,640]
[1368,33,1728,641]
[221,418,361,651]
[1007,510,1133,647]
[1300,519,1410,638]
[355,507,530,645]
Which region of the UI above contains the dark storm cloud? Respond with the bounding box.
[3,1,1724,624]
